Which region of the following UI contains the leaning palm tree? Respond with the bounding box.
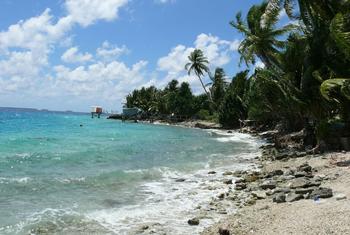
[185,49,212,102]
[231,2,296,70]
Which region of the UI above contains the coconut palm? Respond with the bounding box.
[230,2,295,70]
[185,49,212,102]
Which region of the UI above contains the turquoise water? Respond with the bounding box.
[0,110,260,234]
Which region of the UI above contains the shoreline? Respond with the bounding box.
[124,127,263,235]
[136,119,350,234]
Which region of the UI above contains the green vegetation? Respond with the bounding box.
[125,0,350,149]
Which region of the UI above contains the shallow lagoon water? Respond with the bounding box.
[0,111,261,234]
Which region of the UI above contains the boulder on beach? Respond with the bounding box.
[188,218,200,226]
[273,193,286,203]
[310,187,333,199]
[260,180,277,190]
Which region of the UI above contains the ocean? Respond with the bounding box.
[0,110,261,235]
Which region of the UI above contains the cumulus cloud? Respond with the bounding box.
[157,33,239,92]
[65,0,128,27]
[61,47,93,63]
[96,41,129,61]
[0,0,130,110]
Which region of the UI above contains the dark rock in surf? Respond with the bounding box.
[188,218,200,226]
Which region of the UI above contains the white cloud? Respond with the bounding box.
[52,60,148,104]
[0,0,130,110]
[96,41,129,61]
[61,47,93,63]
[157,33,239,92]
[65,0,128,27]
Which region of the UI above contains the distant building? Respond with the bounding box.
[91,106,103,118]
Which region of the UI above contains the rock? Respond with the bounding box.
[244,174,260,183]
[294,171,308,178]
[335,194,347,201]
[279,175,295,181]
[284,169,295,176]
[286,193,304,202]
[273,193,286,203]
[227,130,233,134]
[218,193,226,199]
[295,187,316,195]
[275,153,289,160]
[235,178,246,183]
[310,187,333,199]
[223,171,233,176]
[235,183,247,190]
[208,171,217,175]
[188,218,200,226]
[289,178,321,189]
[273,188,291,194]
[219,226,230,235]
[266,169,284,178]
[244,197,257,206]
[175,178,186,182]
[233,170,244,177]
[260,180,277,190]
[223,179,233,185]
[297,163,312,173]
[251,191,266,199]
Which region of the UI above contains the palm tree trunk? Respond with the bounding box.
[198,75,213,102]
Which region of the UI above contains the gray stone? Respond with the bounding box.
[208,171,217,175]
[223,179,233,185]
[235,182,247,190]
[251,191,267,199]
[310,187,333,199]
[294,171,308,178]
[297,163,312,173]
[266,169,284,178]
[273,193,286,203]
[233,170,244,177]
[279,175,295,181]
[275,153,289,160]
[223,171,233,176]
[273,188,291,194]
[218,193,226,199]
[289,178,320,189]
[175,178,186,182]
[286,193,304,202]
[335,194,347,201]
[188,218,200,226]
[295,187,316,195]
[219,227,230,235]
[260,180,277,190]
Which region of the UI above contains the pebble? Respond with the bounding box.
[335,194,347,201]
[187,218,200,226]
[219,226,231,235]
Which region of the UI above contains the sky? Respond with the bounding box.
[0,0,264,112]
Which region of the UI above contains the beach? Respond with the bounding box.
[202,150,350,235]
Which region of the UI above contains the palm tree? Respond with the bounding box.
[207,68,228,106]
[230,2,296,70]
[185,49,212,102]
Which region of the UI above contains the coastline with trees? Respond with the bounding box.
[122,1,350,234]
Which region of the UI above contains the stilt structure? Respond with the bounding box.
[91,106,103,118]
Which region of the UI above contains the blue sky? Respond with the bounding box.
[0,0,263,112]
